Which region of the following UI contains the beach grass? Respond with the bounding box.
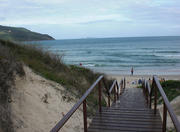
[0,39,113,117]
[157,80,180,104]
[136,79,180,104]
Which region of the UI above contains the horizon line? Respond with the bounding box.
[54,35,180,41]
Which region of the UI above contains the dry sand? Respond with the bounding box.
[109,74,180,88]
[11,66,88,132]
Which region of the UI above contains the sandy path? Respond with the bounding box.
[11,66,86,132]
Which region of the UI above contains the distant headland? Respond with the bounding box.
[0,25,55,41]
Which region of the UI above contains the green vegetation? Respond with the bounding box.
[0,41,25,132]
[138,80,180,104]
[0,25,54,41]
[0,39,113,117]
[157,80,180,104]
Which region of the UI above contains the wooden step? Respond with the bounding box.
[88,88,162,132]
[88,110,162,132]
[88,126,161,132]
[91,119,162,126]
[89,123,162,130]
[95,113,161,120]
[99,111,158,116]
[92,116,162,122]
[103,107,151,111]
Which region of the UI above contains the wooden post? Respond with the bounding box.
[154,80,157,115]
[149,81,152,109]
[116,84,119,99]
[124,78,126,89]
[162,103,167,132]
[83,100,87,132]
[98,81,102,113]
[146,82,149,105]
[108,94,110,107]
[120,81,122,95]
[149,93,152,109]
[114,85,116,102]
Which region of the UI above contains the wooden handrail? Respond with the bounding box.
[108,78,125,107]
[109,80,117,93]
[108,80,118,106]
[51,75,105,132]
[145,80,151,95]
[143,76,180,132]
[153,76,180,132]
[50,75,120,132]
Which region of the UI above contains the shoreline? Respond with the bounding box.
[108,74,180,80]
[107,74,180,88]
[91,67,180,76]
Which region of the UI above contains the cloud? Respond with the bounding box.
[0,14,132,26]
[0,0,180,38]
[1,0,180,25]
[0,17,5,21]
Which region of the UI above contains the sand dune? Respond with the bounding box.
[11,66,86,132]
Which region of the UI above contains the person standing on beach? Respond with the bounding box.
[131,67,134,75]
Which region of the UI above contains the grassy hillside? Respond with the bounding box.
[0,25,54,41]
[0,39,112,116]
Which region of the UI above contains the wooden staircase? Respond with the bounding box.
[88,88,162,132]
[50,76,180,132]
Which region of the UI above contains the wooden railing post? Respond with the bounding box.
[120,81,122,95]
[123,78,126,89]
[83,99,87,132]
[116,83,119,99]
[154,79,157,115]
[114,85,116,102]
[108,94,110,107]
[98,81,102,113]
[146,82,149,105]
[162,102,167,132]
[149,92,152,109]
[143,80,146,94]
[149,79,153,109]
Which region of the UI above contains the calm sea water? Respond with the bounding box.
[30,36,180,75]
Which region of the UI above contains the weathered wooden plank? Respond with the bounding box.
[88,88,162,132]
[98,111,159,116]
[91,119,162,125]
[95,113,161,119]
[89,121,162,129]
[92,117,162,123]
[88,125,161,132]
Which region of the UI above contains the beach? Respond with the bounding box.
[108,74,180,88]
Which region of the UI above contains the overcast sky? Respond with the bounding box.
[0,0,180,39]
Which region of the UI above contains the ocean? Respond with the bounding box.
[29,36,180,75]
